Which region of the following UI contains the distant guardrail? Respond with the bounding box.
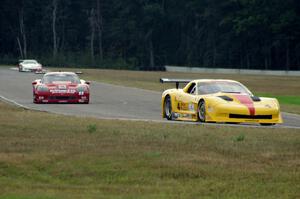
[165,66,300,76]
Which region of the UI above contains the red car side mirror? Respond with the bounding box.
[32,81,37,85]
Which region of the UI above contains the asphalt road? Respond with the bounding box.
[1,67,300,129]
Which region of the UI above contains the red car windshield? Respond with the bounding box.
[42,74,80,84]
[198,81,251,95]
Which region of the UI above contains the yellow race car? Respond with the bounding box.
[160,78,282,125]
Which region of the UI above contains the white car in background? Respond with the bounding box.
[18,59,43,72]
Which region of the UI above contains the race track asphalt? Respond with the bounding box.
[0,67,300,129]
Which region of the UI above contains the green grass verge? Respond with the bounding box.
[258,94,300,114]
[0,101,299,199]
[277,96,300,106]
[260,95,300,106]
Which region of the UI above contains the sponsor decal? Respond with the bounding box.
[265,104,272,108]
[50,89,76,94]
[188,103,195,111]
[58,85,67,89]
[179,113,193,119]
[180,103,194,111]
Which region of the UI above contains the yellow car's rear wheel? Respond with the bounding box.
[198,100,206,122]
[164,95,173,120]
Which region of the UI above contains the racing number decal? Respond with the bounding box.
[178,102,194,111]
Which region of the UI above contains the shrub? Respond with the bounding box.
[232,133,245,142]
[87,124,97,134]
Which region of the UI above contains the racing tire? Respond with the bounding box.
[164,95,173,120]
[226,122,239,124]
[260,123,275,126]
[33,94,36,103]
[198,100,206,122]
[33,99,40,104]
[84,96,90,104]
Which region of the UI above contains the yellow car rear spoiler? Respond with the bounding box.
[159,78,191,89]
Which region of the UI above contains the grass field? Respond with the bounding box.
[0,101,299,199]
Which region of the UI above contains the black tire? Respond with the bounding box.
[85,96,90,104]
[33,98,39,104]
[260,123,275,126]
[33,94,36,103]
[164,95,173,120]
[198,100,206,122]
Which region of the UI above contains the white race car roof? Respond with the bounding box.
[21,59,38,62]
[44,72,77,76]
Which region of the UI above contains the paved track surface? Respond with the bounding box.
[1,67,300,129]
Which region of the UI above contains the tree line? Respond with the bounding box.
[0,0,299,70]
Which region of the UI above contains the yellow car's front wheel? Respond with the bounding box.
[198,100,206,122]
[164,95,173,120]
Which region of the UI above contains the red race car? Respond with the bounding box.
[32,72,90,104]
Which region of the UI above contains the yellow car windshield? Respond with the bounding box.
[198,81,251,95]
